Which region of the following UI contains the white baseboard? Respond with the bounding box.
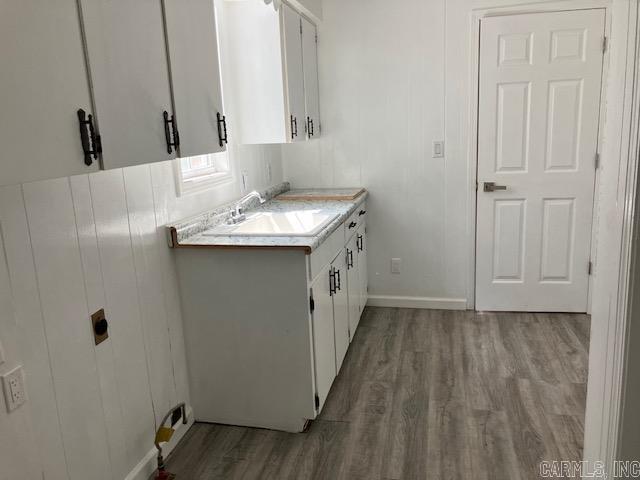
[125,406,194,480]
[366,295,468,310]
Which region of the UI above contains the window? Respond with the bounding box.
[175,151,232,195]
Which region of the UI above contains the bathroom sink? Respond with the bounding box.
[203,210,339,237]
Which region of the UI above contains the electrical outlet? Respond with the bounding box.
[2,365,27,412]
[391,258,402,274]
[433,141,445,158]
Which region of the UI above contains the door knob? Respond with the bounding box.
[483,182,507,192]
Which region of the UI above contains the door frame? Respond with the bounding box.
[465,0,640,473]
[467,1,612,313]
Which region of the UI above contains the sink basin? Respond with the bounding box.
[203,210,339,237]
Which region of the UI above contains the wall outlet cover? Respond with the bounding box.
[432,141,445,158]
[2,365,27,412]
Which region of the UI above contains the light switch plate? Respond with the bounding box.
[2,365,27,412]
[391,258,402,274]
[433,141,445,158]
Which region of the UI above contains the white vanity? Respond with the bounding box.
[169,184,368,432]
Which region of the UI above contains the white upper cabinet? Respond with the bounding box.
[0,0,99,187]
[163,0,227,157]
[282,4,306,143]
[221,1,320,145]
[78,0,176,169]
[301,17,320,140]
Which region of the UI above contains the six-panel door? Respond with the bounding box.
[476,10,605,312]
[0,0,99,186]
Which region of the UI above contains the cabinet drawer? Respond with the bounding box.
[344,202,367,240]
[309,225,345,282]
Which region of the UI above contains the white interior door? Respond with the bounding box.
[281,4,306,142]
[301,17,320,139]
[476,9,605,312]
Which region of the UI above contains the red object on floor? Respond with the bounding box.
[154,469,175,480]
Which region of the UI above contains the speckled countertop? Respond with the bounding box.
[167,183,368,253]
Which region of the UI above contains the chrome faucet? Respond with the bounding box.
[228,190,267,224]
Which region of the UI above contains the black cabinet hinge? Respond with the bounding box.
[314,394,320,410]
[310,295,315,312]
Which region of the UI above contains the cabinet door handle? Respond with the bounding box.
[347,249,354,269]
[216,112,228,148]
[307,116,315,137]
[336,269,341,291]
[357,234,363,252]
[348,221,357,229]
[329,268,336,296]
[359,210,366,216]
[294,117,298,137]
[163,111,180,154]
[77,109,102,166]
[310,118,314,136]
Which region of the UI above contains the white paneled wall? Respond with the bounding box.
[0,144,283,480]
[282,0,452,306]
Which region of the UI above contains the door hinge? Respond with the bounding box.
[300,21,303,35]
[315,33,318,44]
[595,152,600,169]
[603,36,608,54]
[588,261,593,275]
[314,394,320,410]
[309,294,315,312]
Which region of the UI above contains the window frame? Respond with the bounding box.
[174,151,234,196]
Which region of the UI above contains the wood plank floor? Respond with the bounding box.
[164,307,590,480]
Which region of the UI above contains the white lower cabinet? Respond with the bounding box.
[346,231,361,335]
[331,251,350,373]
[310,263,336,413]
[175,202,368,432]
[357,223,368,311]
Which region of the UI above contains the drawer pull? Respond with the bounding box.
[358,210,366,216]
[348,221,357,229]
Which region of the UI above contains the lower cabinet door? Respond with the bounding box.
[346,236,360,335]
[331,252,350,373]
[310,264,336,412]
[357,225,368,315]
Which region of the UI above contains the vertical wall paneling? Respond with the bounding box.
[69,175,129,480]
[123,165,177,424]
[88,171,156,472]
[0,186,69,479]
[0,229,44,480]
[22,178,112,480]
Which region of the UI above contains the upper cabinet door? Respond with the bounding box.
[163,0,226,157]
[79,0,176,169]
[0,0,99,186]
[281,4,306,143]
[301,17,320,140]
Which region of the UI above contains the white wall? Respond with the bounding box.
[283,0,452,306]
[282,0,616,307]
[0,145,282,480]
